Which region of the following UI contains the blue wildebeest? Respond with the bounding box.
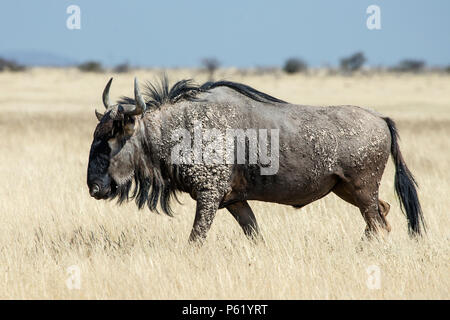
[87,77,425,243]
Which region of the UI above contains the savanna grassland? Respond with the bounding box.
[0,68,448,299]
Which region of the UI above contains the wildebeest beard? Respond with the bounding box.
[106,137,181,217]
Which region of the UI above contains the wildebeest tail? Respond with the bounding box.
[384,117,425,236]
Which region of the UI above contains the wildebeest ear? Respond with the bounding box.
[123,117,136,136]
[95,109,103,121]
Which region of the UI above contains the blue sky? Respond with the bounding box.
[1,0,449,67]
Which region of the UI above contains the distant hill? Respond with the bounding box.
[0,50,78,67]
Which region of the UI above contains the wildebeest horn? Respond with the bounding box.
[95,109,103,121]
[119,77,147,116]
[102,77,113,109]
[134,77,147,114]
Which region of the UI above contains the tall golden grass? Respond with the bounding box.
[0,68,448,299]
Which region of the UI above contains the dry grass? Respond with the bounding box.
[0,68,448,299]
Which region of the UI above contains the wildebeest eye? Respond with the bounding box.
[112,120,123,132]
[108,123,119,138]
[124,115,135,125]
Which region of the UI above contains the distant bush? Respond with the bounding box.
[340,52,366,73]
[283,58,307,74]
[201,57,220,80]
[0,57,26,72]
[78,61,103,72]
[445,66,450,73]
[392,59,425,73]
[113,62,130,73]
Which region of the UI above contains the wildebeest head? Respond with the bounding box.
[87,77,149,201]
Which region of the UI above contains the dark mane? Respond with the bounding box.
[199,80,287,104]
[117,75,200,108]
[117,77,287,108]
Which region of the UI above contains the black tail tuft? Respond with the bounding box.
[384,117,426,236]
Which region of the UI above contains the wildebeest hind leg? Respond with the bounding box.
[333,180,391,238]
[226,201,261,240]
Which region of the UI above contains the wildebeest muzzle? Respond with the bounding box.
[88,174,113,199]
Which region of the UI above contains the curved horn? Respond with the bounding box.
[95,109,104,121]
[134,77,147,114]
[119,77,147,116]
[102,77,113,109]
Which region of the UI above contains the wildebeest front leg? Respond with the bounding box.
[189,190,222,244]
[226,201,261,240]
